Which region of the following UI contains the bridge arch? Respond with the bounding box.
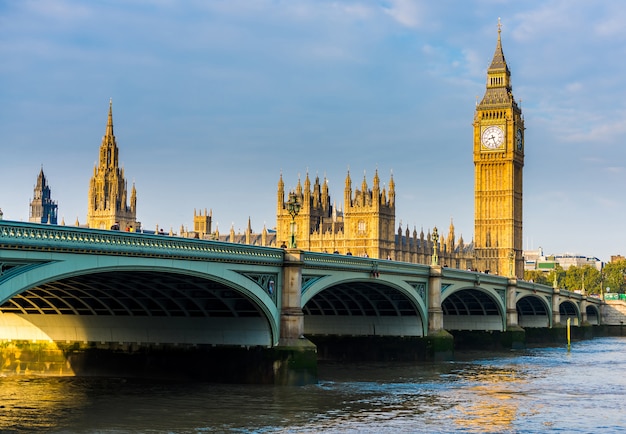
[559,300,581,326]
[0,255,280,346]
[301,274,427,337]
[516,294,551,328]
[442,286,506,331]
[586,303,600,325]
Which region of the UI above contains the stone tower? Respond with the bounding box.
[473,21,524,277]
[87,100,139,231]
[29,167,58,224]
[342,170,396,258]
[193,208,212,238]
[276,170,395,258]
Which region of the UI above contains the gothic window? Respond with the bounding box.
[358,220,366,234]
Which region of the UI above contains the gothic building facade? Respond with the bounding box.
[29,167,58,225]
[276,170,395,258]
[275,171,474,269]
[87,100,139,231]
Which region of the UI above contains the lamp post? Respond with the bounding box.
[600,272,605,301]
[287,191,301,249]
[431,227,439,266]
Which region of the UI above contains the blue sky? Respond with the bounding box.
[1,0,625,262]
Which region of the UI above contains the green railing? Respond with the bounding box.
[604,293,626,301]
[0,220,284,265]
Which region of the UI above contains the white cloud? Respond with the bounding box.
[382,0,423,28]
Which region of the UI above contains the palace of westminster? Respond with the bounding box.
[8,27,528,278]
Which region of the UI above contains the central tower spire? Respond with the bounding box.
[87,100,139,231]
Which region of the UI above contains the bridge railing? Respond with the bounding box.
[0,220,284,265]
[302,251,431,277]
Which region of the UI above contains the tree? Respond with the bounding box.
[524,269,549,285]
[546,264,566,289]
[563,265,602,294]
[603,259,626,294]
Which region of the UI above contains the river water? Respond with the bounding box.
[1,337,625,433]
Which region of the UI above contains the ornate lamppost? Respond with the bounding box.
[508,249,515,277]
[287,191,301,249]
[431,227,439,266]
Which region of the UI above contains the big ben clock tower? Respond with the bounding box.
[474,21,524,277]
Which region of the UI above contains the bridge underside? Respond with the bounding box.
[0,271,272,346]
[442,289,503,331]
[303,281,424,337]
[517,295,550,328]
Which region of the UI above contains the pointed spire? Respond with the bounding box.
[388,172,395,207]
[278,172,284,190]
[489,19,508,71]
[106,98,114,138]
[277,172,285,212]
[296,175,303,196]
[36,165,46,188]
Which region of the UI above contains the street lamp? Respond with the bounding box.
[431,226,439,266]
[287,191,301,249]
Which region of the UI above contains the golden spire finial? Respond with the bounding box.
[106,98,114,138]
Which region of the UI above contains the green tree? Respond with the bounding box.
[523,269,550,285]
[546,264,566,288]
[563,265,602,294]
[564,266,583,292]
[603,259,626,294]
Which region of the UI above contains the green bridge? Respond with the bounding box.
[0,221,604,384]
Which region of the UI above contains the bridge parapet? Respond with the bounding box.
[516,279,554,295]
[0,221,283,265]
[302,251,430,276]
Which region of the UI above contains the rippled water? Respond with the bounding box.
[1,337,626,433]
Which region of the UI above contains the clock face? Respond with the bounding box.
[516,128,523,151]
[481,125,505,149]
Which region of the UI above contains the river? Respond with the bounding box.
[1,337,625,433]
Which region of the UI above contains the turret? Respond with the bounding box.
[303,172,311,213]
[372,169,380,206]
[277,173,285,213]
[344,170,352,207]
[321,176,329,212]
[388,173,395,207]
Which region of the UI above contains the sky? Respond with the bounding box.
[1,0,625,263]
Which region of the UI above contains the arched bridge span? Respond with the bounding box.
[0,221,606,350]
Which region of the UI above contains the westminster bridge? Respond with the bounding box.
[0,221,605,384]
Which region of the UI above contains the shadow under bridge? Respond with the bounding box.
[0,270,276,347]
[302,280,426,337]
[442,287,505,331]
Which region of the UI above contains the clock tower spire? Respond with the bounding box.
[473,20,524,277]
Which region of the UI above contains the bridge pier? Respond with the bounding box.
[552,287,561,327]
[506,278,525,349]
[274,249,317,385]
[427,265,454,359]
[580,296,589,325]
